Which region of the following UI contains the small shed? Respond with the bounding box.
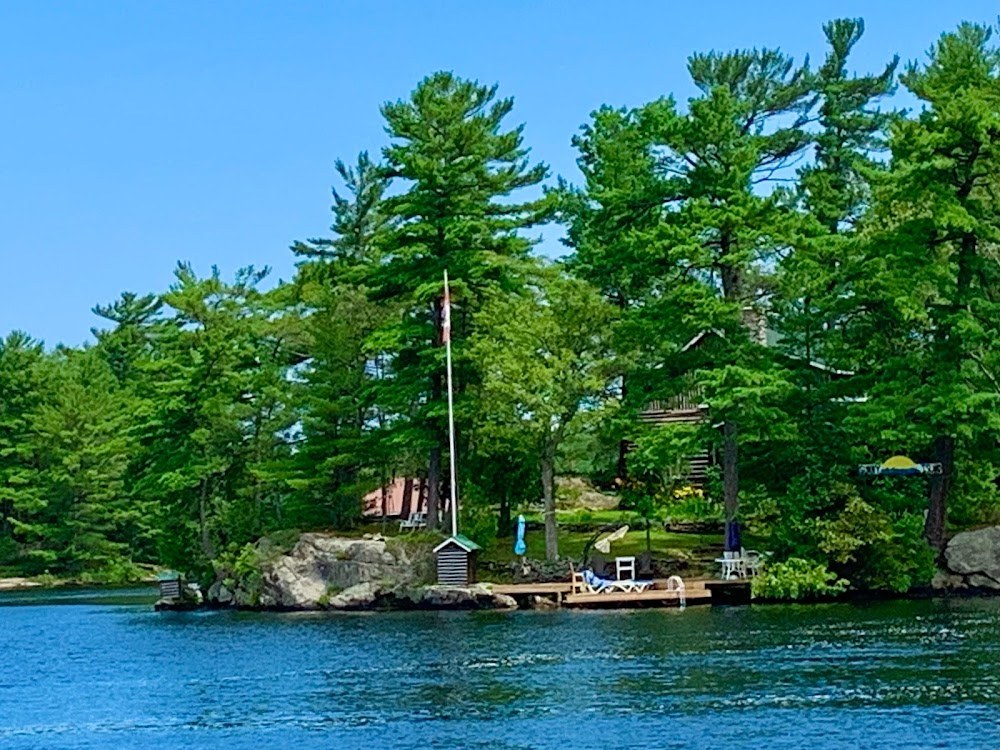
[157,570,182,599]
[433,535,482,586]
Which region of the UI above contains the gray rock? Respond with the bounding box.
[931,571,965,590]
[945,527,1000,581]
[207,533,515,611]
[327,582,383,610]
[966,574,1000,590]
[211,533,433,610]
[418,584,517,610]
[207,580,234,605]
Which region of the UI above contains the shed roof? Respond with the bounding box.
[433,534,482,553]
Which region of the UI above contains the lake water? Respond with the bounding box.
[0,588,998,749]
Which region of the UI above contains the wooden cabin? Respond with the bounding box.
[634,324,856,488]
[638,395,712,486]
[433,535,482,586]
[362,477,426,519]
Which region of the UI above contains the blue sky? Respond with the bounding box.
[1,1,996,346]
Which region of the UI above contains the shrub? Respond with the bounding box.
[79,558,146,585]
[853,513,937,593]
[752,557,849,601]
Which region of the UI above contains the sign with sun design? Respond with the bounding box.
[858,455,943,476]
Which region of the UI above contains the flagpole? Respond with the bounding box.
[443,270,459,538]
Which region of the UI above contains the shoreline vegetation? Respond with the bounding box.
[4,18,1000,605]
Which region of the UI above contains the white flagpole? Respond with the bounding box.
[443,270,459,538]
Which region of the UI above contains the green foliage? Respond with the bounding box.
[471,270,618,559]
[752,558,850,601]
[6,24,1000,595]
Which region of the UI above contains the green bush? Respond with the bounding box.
[752,557,849,601]
[79,558,146,585]
[853,513,936,592]
[749,477,939,594]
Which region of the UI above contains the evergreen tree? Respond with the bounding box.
[370,72,550,530]
[289,151,396,527]
[570,48,813,537]
[131,264,298,573]
[762,18,899,508]
[849,24,1000,552]
[0,332,46,567]
[30,349,140,578]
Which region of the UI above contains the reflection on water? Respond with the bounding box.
[0,592,997,749]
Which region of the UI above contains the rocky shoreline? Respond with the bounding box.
[158,533,516,612]
[933,526,1000,592]
[152,525,1000,613]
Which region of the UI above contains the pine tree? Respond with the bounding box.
[570,48,813,537]
[30,349,139,578]
[0,332,47,568]
[131,264,298,573]
[765,18,898,499]
[370,72,550,530]
[288,152,396,527]
[849,24,1000,552]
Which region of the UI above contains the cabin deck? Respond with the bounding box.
[490,578,748,608]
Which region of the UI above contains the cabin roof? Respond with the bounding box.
[680,328,855,378]
[433,534,482,553]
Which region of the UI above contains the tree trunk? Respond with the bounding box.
[426,295,444,532]
[498,491,512,538]
[923,228,972,554]
[400,477,413,520]
[427,447,441,531]
[617,374,629,483]
[925,435,954,554]
[199,477,215,560]
[719,230,743,542]
[541,441,558,561]
[722,419,739,529]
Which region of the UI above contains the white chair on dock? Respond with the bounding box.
[607,557,654,593]
[741,549,763,577]
[615,556,636,581]
[571,566,612,594]
[716,551,743,580]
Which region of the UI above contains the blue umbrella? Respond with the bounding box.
[514,514,526,556]
[725,520,742,552]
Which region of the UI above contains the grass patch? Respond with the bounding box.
[480,525,724,567]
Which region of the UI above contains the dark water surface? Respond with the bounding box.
[1,589,998,749]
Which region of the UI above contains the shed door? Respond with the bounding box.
[437,548,468,586]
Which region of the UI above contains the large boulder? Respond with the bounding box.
[206,533,518,611]
[327,582,384,610]
[256,534,429,609]
[941,526,1000,590]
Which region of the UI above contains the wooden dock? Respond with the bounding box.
[490,578,747,608]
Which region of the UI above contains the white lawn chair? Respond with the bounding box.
[398,512,427,532]
[571,565,612,595]
[604,576,655,594]
[741,549,763,577]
